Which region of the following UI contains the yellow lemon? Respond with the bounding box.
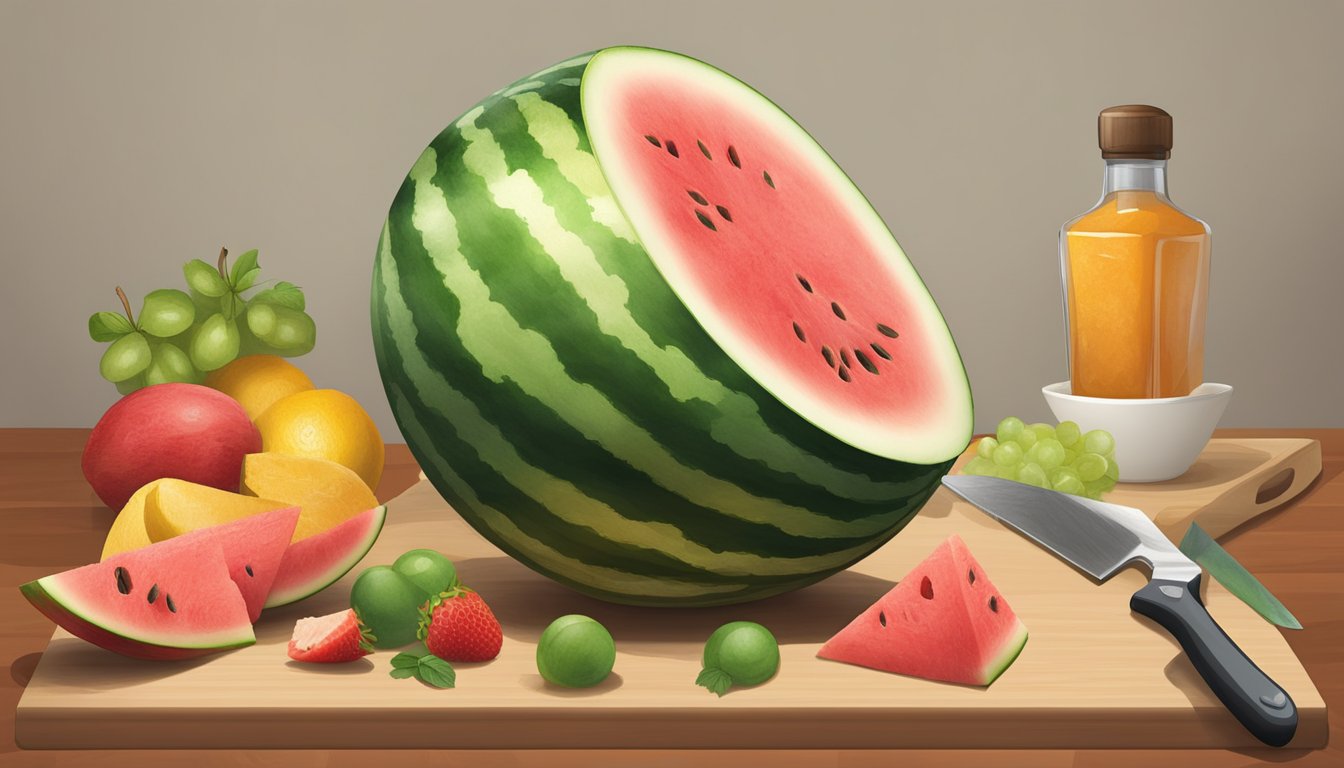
[204,354,315,421]
[255,389,384,491]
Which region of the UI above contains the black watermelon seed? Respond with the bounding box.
[921,576,934,599]
[832,302,846,320]
[165,594,177,613]
[666,140,679,158]
[838,366,852,382]
[877,323,899,338]
[244,564,254,578]
[871,342,892,360]
[687,189,708,205]
[695,210,717,231]
[644,135,661,147]
[793,322,806,342]
[989,595,999,613]
[840,348,853,368]
[763,170,775,188]
[697,139,711,159]
[878,610,887,627]
[822,347,835,367]
[855,349,879,374]
[147,584,159,604]
[968,568,976,585]
[114,566,132,595]
[728,145,741,168]
[716,205,732,222]
[796,274,812,293]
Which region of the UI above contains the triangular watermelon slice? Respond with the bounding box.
[165,506,300,622]
[817,534,1027,686]
[19,539,254,660]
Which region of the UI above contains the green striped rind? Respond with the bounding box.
[371,50,957,606]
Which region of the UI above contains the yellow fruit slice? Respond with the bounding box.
[101,479,163,559]
[255,389,384,491]
[204,354,315,422]
[145,478,291,542]
[240,453,379,540]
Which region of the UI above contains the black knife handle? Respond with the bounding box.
[1131,576,1297,747]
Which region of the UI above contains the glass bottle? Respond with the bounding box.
[1060,105,1211,399]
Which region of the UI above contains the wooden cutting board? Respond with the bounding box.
[15,437,1326,750]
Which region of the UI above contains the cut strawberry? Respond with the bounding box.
[287,609,374,664]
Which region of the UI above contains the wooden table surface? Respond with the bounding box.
[1,428,1338,767]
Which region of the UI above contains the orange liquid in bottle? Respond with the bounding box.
[1064,190,1210,398]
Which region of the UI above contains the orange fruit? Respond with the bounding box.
[254,389,384,491]
[204,355,315,421]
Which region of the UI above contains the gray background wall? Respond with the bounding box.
[2,0,1341,438]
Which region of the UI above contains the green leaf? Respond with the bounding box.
[234,267,262,292]
[695,666,734,697]
[89,311,134,341]
[250,280,305,311]
[184,259,229,297]
[229,249,259,284]
[388,668,418,680]
[414,654,456,689]
[1179,523,1302,629]
[390,651,424,670]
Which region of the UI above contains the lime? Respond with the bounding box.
[697,621,779,696]
[392,549,458,597]
[350,566,426,648]
[536,615,616,688]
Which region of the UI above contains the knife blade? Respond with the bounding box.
[941,474,1297,747]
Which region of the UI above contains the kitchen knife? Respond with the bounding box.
[940,474,1297,747]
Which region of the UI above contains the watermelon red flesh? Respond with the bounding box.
[167,506,299,622]
[265,506,387,609]
[584,48,972,464]
[817,535,1027,686]
[19,540,253,660]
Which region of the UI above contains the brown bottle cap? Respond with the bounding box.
[1098,105,1172,159]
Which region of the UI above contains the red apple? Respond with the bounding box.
[82,383,261,509]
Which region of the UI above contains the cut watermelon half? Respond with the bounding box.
[817,535,1027,686]
[265,506,387,609]
[19,539,253,660]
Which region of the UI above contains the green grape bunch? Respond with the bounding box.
[88,247,317,395]
[962,416,1119,500]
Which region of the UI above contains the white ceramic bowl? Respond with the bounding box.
[1042,381,1233,483]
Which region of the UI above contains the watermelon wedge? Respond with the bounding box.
[818,535,1027,686]
[19,540,253,660]
[265,506,387,609]
[163,506,299,622]
[373,46,973,607]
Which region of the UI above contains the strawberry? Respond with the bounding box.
[287,609,374,663]
[418,585,503,662]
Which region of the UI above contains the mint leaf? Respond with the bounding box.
[1179,523,1301,629]
[388,650,455,688]
[695,666,733,697]
[390,651,424,670]
[230,249,259,284]
[184,259,228,297]
[251,281,305,311]
[388,668,418,680]
[89,311,134,341]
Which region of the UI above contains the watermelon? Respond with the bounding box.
[817,535,1027,686]
[372,46,973,607]
[164,506,299,622]
[265,506,387,609]
[19,540,254,660]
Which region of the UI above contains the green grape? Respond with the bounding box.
[1018,462,1049,488]
[237,316,270,357]
[184,259,229,297]
[189,288,220,318]
[964,456,995,476]
[245,302,277,338]
[992,441,1023,467]
[1014,427,1038,450]
[1062,449,1077,465]
[144,342,197,385]
[976,436,999,459]
[1104,457,1120,482]
[189,313,240,372]
[1029,423,1055,442]
[996,416,1025,443]
[1052,474,1086,496]
[1056,420,1082,448]
[266,307,316,354]
[139,289,195,338]
[1034,438,1066,470]
[1075,452,1108,482]
[115,374,146,395]
[99,331,152,382]
[1049,466,1081,486]
[1082,429,1115,457]
[994,465,1017,481]
[1083,479,1111,500]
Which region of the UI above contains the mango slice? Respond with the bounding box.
[240,453,378,540]
[100,479,163,559]
[145,479,291,542]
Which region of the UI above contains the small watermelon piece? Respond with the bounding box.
[265,506,387,609]
[818,535,1027,686]
[19,540,253,660]
[163,506,300,623]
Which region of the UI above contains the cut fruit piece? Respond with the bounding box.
[240,453,379,540]
[266,506,387,608]
[163,506,300,622]
[371,46,973,607]
[142,479,290,544]
[817,535,1027,686]
[287,609,374,663]
[100,479,163,560]
[19,539,254,660]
